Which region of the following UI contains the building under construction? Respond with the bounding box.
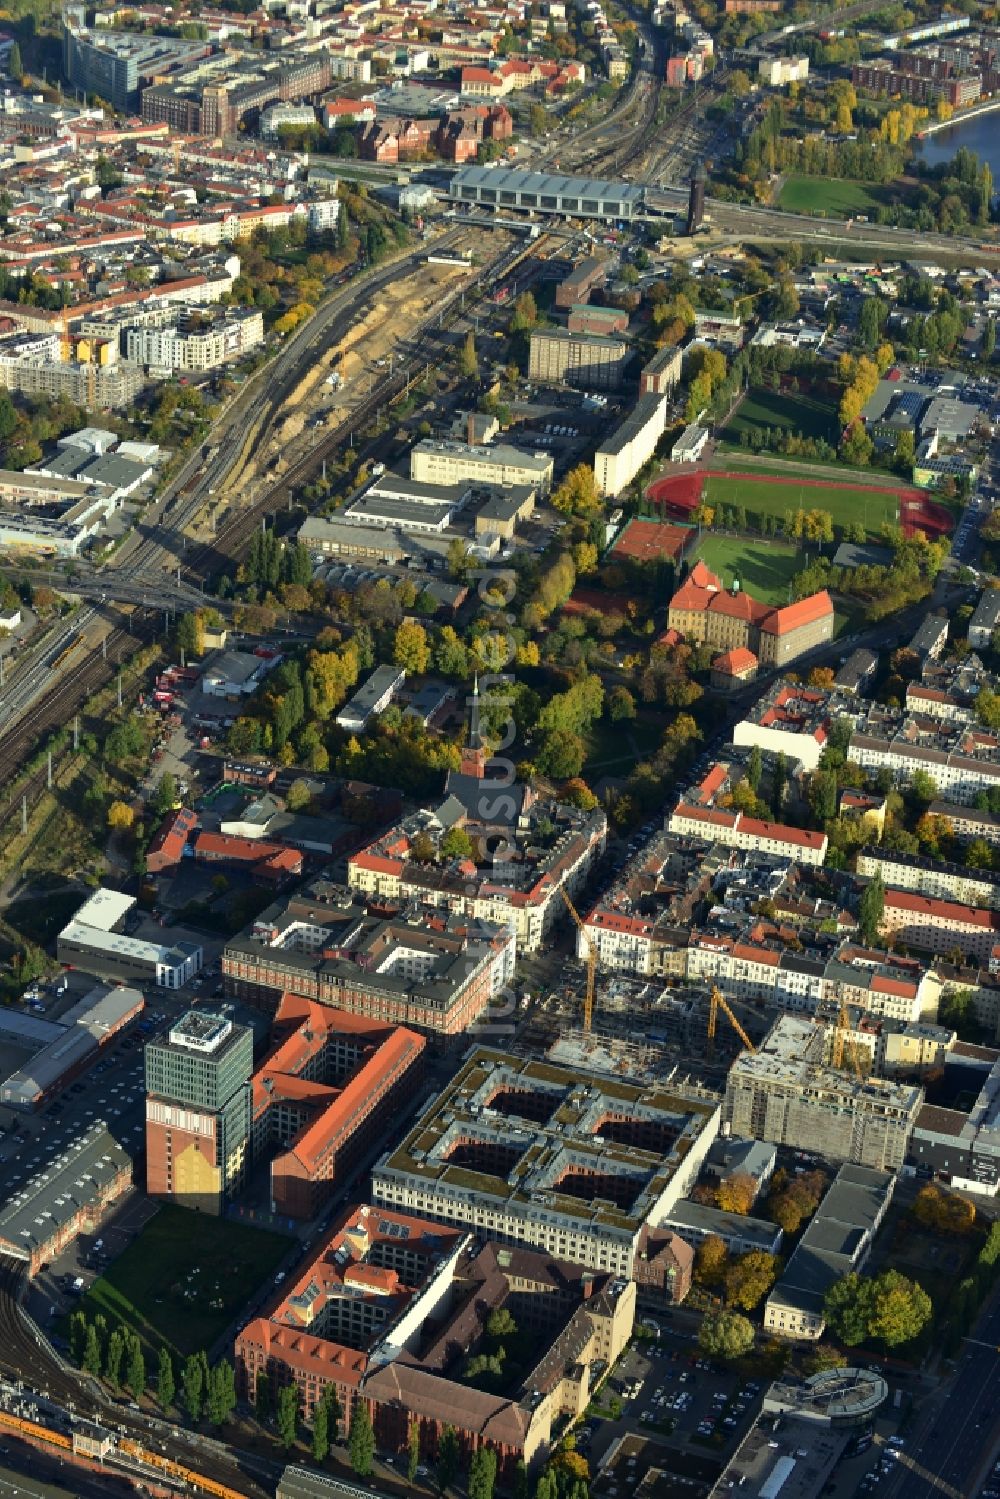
[724,1015,923,1171]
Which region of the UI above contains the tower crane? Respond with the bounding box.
[560,886,595,1036]
[831,1002,867,1082]
[707,984,756,1057]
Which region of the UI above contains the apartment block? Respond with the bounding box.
[910,1054,1000,1195]
[223,885,515,1041]
[668,802,827,865]
[372,1048,721,1278]
[593,393,667,498]
[724,1016,922,1171]
[639,344,683,396]
[858,848,1000,912]
[731,682,833,773]
[849,707,1000,804]
[410,439,553,494]
[880,887,1000,964]
[527,327,629,390]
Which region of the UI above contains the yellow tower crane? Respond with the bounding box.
[707,984,757,1056]
[831,1002,867,1082]
[560,886,595,1036]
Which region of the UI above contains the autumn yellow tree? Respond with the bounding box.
[716,1172,757,1216]
[107,800,134,830]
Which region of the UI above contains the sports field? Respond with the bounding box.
[777,175,885,217]
[694,537,805,605]
[74,1205,291,1357]
[720,387,839,448]
[703,473,900,532]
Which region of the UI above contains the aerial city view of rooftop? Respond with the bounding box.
[0,0,1000,1494]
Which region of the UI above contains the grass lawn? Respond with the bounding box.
[720,387,839,448]
[584,714,662,776]
[704,474,901,535]
[777,175,885,217]
[73,1205,291,1358]
[694,536,804,606]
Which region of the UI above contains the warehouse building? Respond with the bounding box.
[448,167,645,221]
[372,1047,720,1277]
[0,985,145,1111]
[594,393,668,497]
[57,889,202,989]
[0,1124,132,1276]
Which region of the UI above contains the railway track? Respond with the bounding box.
[0,1259,270,1498]
[183,234,550,581]
[0,613,158,813]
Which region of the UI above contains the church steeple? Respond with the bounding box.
[460,676,488,779]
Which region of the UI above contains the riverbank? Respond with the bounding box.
[916,96,1000,139]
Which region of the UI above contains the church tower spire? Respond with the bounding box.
[460,676,488,779]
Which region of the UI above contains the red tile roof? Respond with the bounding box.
[885,888,1000,929]
[736,815,826,851]
[759,590,833,636]
[712,647,758,675]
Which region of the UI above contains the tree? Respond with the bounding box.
[551,464,601,517]
[182,1353,205,1423]
[276,1384,300,1450]
[157,1348,175,1411]
[510,291,538,333]
[286,778,312,813]
[858,872,885,944]
[8,42,22,81]
[104,1328,125,1388]
[825,1270,931,1348]
[913,1183,976,1236]
[695,1234,729,1287]
[107,800,135,831]
[698,1310,754,1360]
[440,826,474,860]
[176,611,206,659]
[255,1370,271,1424]
[608,685,636,721]
[126,1335,146,1401]
[207,1360,236,1427]
[747,744,763,793]
[868,1270,932,1348]
[408,1420,421,1482]
[487,1307,517,1339]
[394,619,430,675]
[312,1395,330,1463]
[349,1401,375,1475]
[910,769,938,806]
[437,1425,460,1492]
[469,1445,498,1499]
[82,1324,102,1377]
[459,332,479,380]
[151,772,178,816]
[724,1250,781,1311]
[716,1172,757,1216]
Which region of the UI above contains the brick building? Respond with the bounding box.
[253,996,425,1219]
[236,1207,634,1478]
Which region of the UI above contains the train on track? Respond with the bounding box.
[0,1405,254,1499]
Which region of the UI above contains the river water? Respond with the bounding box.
[916,107,1000,178]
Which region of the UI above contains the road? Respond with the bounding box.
[882,1292,1000,1499]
